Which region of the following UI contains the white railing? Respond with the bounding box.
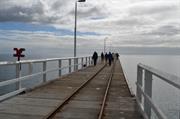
[0,56,92,101]
[136,63,180,119]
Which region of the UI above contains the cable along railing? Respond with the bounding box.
[0,56,92,102]
[136,63,180,119]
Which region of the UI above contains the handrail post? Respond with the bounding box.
[76,58,78,70]
[16,63,21,89]
[59,60,62,76]
[28,63,33,75]
[144,70,153,118]
[69,59,71,73]
[74,58,77,71]
[43,61,47,82]
[89,57,91,66]
[81,57,83,68]
[86,57,87,66]
[136,65,143,104]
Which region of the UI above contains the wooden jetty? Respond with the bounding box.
[0,59,143,119]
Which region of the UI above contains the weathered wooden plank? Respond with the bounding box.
[103,109,142,119]
[103,60,143,119]
[52,64,113,119]
[63,100,101,109]
[0,113,42,119]
[0,103,54,116]
[54,108,99,119]
[2,97,61,107]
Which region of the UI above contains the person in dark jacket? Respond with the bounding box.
[101,52,104,63]
[112,53,114,62]
[105,53,108,63]
[92,51,98,66]
[108,52,113,66]
[116,53,119,60]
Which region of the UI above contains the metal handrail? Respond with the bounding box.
[0,56,90,66]
[0,56,92,102]
[136,63,180,119]
[138,63,180,89]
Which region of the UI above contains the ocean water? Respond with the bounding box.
[120,55,180,119]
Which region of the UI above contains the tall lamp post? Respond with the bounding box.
[74,0,86,57]
[74,0,86,70]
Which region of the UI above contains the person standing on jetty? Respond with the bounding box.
[108,52,113,66]
[116,53,119,60]
[105,52,108,63]
[92,51,98,66]
[101,52,104,63]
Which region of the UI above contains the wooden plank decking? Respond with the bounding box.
[0,60,143,119]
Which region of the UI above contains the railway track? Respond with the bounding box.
[98,61,115,119]
[44,61,116,119]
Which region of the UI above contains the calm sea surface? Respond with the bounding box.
[120,55,180,119]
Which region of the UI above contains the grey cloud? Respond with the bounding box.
[115,34,180,47]
[0,2,44,22]
[51,0,71,11]
[128,1,179,17]
[0,0,71,23]
[143,24,180,36]
[114,17,149,26]
[0,0,179,48]
[68,4,108,20]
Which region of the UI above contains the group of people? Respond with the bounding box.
[92,51,119,66]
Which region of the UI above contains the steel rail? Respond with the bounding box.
[98,61,115,119]
[44,64,106,119]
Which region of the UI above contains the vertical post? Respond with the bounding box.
[81,57,84,68]
[136,66,143,104]
[76,58,78,70]
[69,59,71,73]
[16,63,21,89]
[59,60,62,76]
[144,70,153,119]
[28,63,33,75]
[74,1,77,72]
[19,67,22,89]
[104,38,106,53]
[74,1,77,58]
[89,57,91,65]
[74,59,75,72]
[86,57,87,66]
[16,64,20,78]
[43,61,47,82]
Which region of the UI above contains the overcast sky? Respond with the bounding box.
[0,0,179,55]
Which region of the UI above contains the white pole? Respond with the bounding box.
[74,1,77,58]
[104,38,106,53]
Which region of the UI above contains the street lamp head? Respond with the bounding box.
[78,0,86,2]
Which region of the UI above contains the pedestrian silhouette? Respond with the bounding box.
[116,53,119,60]
[112,53,114,62]
[108,52,113,66]
[101,52,104,63]
[92,51,98,66]
[105,52,108,63]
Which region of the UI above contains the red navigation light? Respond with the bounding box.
[13,48,25,61]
